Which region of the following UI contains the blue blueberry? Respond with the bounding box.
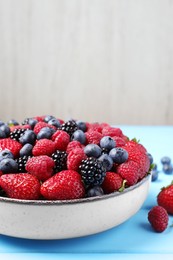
[27,118,38,129]
[37,127,54,140]
[0,158,18,173]
[7,119,19,126]
[163,164,173,174]
[100,136,116,151]
[0,149,14,162]
[44,115,55,123]
[0,129,6,138]
[71,130,86,144]
[161,156,171,165]
[48,118,61,128]
[19,130,36,145]
[76,121,87,132]
[87,186,104,197]
[109,147,128,164]
[147,153,154,165]
[84,144,102,158]
[98,153,113,171]
[151,169,159,181]
[19,143,33,157]
[0,120,5,126]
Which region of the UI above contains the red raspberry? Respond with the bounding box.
[33,116,45,122]
[112,136,126,147]
[66,141,83,154]
[0,138,22,158]
[26,155,55,181]
[0,173,40,200]
[157,182,173,215]
[33,122,55,134]
[148,206,169,232]
[10,124,31,131]
[102,172,123,194]
[102,127,123,137]
[40,170,85,200]
[85,131,102,145]
[87,123,103,133]
[52,130,70,151]
[67,148,86,171]
[32,139,56,156]
[117,160,140,186]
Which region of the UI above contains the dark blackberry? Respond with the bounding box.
[15,155,31,172]
[51,150,67,173]
[79,157,106,187]
[60,120,78,137]
[10,128,27,141]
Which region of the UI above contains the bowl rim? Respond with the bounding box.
[0,174,151,206]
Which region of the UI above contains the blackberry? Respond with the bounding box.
[60,120,78,137]
[79,157,106,187]
[10,128,27,141]
[15,155,31,172]
[51,150,67,173]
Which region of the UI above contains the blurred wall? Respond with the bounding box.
[0,0,173,125]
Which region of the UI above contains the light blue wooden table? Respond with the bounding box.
[0,126,173,259]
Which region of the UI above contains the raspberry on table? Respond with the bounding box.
[148,206,169,232]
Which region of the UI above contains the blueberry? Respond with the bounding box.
[48,118,61,128]
[0,158,18,173]
[71,130,86,144]
[161,156,171,165]
[27,118,38,129]
[84,144,102,158]
[147,153,154,165]
[19,143,33,157]
[98,154,113,171]
[0,120,5,126]
[0,129,6,138]
[151,168,159,181]
[19,130,36,145]
[44,115,55,123]
[109,147,128,164]
[163,164,173,174]
[37,127,54,140]
[7,119,19,126]
[76,121,87,132]
[87,186,104,197]
[0,149,14,162]
[100,136,116,151]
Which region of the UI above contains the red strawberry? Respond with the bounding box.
[26,155,55,181]
[67,148,86,171]
[33,122,55,134]
[32,139,56,156]
[102,127,123,137]
[157,182,173,214]
[52,130,70,151]
[0,173,40,200]
[148,206,169,232]
[66,140,83,154]
[40,170,85,200]
[125,140,147,153]
[117,160,140,186]
[85,131,102,145]
[0,138,22,158]
[102,172,123,194]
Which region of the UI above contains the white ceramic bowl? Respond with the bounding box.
[0,175,151,240]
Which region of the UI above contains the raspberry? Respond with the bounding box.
[102,127,123,137]
[0,173,40,200]
[87,123,103,133]
[67,148,86,171]
[0,138,22,158]
[111,136,126,147]
[33,122,55,134]
[10,124,31,132]
[85,131,102,145]
[32,139,56,156]
[148,206,169,232]
[52,130,70,151]
[26,155,55,181]
[40,170,85,200]
[66,140,83,154]
[102,172,123,194]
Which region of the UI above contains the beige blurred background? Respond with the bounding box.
[0,0,173,125]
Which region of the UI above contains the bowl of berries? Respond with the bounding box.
[0,116,152,239]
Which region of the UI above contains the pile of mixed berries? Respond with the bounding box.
[0,115,152,201]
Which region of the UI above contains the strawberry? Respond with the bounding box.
[67,148,86,171]
[148,206,169,232]
[40,170,85,200]
[66,140,83,154]
[0,173,40,200]
[26,155,55,181]
[0,138,22,158]
[85,131,102,145]
[116,160,140,186]
[32,139,56,156]
[102,172,123,194]
[157,182,173,214]
[52,130,70,151]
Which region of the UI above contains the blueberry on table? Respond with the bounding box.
[162,164,173,174]
[161,156,171,165]
[147,153,154,165]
